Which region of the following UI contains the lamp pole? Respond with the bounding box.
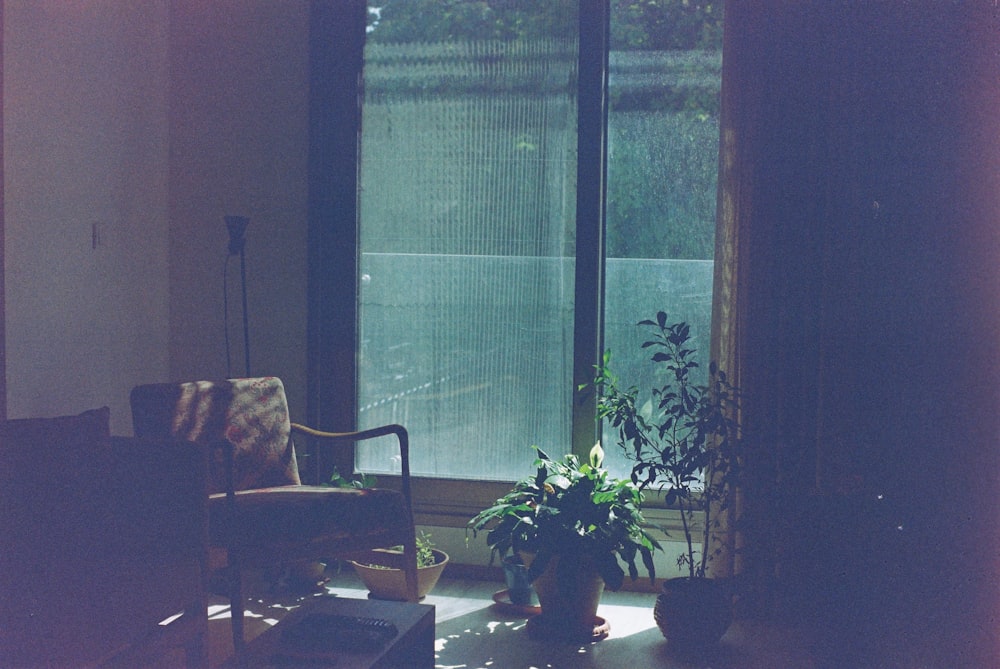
[225,215,251,377]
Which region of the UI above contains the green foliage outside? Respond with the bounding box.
[607,108,719,259]
[367,1,722,52]
[364,1,723,262]
[368,0,578,43]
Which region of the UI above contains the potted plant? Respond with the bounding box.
[590,311,742,653]
[468,444,661,641]
[349,531,449,601]
[328,470,449,601]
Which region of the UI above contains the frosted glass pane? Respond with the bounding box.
[603,25,723,478]
[358,22,578,480]
[358,254,575,479]
[601,258,715,478]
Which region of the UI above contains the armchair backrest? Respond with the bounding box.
[131,377,301,493]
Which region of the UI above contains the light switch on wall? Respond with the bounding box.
[92,222,105,249]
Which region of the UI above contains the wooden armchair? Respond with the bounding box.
[0,408,209,668]
[129,377,418,663]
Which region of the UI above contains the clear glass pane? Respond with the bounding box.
[602,2,725,478]
[358,1,579,480]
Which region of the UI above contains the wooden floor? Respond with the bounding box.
[177,566,822,669]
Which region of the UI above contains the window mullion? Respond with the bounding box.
[571,0,611,460]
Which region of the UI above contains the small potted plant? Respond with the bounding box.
[468,444,661,641]
[590,311,743,653]
[349,531,448,601]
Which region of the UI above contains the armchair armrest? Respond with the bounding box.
[289,423,412,511]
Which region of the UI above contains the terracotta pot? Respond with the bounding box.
[350,548,448,601]
[654,577,732,653]
[525,553,605,639]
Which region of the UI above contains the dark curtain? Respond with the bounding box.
[0,1,5,421]
[712,2,999,666]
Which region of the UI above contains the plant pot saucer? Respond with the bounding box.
[526,614,610,642]
[491,589,541,616]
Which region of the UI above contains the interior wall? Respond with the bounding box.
[3,0,171,434]
[167,0,309,418]
[2,0,310,431]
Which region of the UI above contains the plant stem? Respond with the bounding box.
[700,475,710,577]
[680,496,695,579]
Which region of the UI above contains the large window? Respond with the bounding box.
[354,1,723,483]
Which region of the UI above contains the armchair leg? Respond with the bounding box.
[228,566,246,667]
[184,629,208,669]
[402,531,420,603]
[183,605,209,669]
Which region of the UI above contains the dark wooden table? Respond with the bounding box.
[235,595,435,668]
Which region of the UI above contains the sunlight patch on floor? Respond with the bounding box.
[596,601,657,638]
[157,611,184,626]
[207,604,231,620]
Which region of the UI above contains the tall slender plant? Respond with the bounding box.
[590,311,742,578]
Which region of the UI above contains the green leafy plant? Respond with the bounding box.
[468,443,661,591]
[412,531,438,569]
[327,467,378,490]
[590,311,742,579]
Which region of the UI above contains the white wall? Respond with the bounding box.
[2,0,310,432]
[3,1,171,433]
[166,1,309,416]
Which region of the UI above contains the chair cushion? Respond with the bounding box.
[209,485,411,548]
[131,377,300,493]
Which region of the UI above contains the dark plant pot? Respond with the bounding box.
[654,577,732,654]
[502,555,536,606]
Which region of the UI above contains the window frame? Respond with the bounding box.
[306,0,711,522]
